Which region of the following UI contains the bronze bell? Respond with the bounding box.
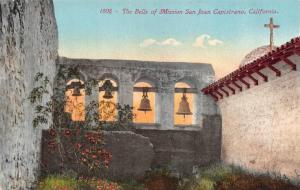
[102,80,114,99]
[176,91,192,118]
[71,82,82,97]
[138,89,152,113]
[103,91,113,99]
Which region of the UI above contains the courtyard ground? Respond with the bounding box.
[38,164,300,190]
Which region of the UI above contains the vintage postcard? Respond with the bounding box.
[0,0,300,189]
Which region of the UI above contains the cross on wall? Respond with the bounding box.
[264,17,280,51]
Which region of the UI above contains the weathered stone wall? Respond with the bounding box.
[0,0,57,189]
[219,55,300,178]
[41,130,154,180]
[136,114,221,176]
[56,57,221,177]
[58,57,218,130]
[41,117,221,180]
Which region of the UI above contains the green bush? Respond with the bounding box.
[38,175,77,190]
[194,177,215,190]
[177,164,300,190]
[199,164,233,182]
[180,164,232,189]
[38,175,123,190]
[119,180,145,190]
[216,173,300,190]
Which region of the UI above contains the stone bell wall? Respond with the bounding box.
[55,58,222,177]
[0,0,58,189]
[57,57,218,130]
[219,54,300,178]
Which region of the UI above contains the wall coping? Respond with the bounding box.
[135,123,202,131]
[202,36,300,101]
[58,57,214,72]
[67,121,202,131]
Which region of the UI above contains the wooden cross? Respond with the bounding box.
[264,17,279,51]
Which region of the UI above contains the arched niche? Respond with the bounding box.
[133,77,158,124]
[65,79,85,121]
[174,79,198,125]
[98,78,118,121]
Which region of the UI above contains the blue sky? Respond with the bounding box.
[53,0,300,78]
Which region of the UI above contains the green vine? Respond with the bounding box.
[28,64,135,175]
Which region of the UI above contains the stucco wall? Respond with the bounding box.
[0,0,57,189]
[219,54,300,178]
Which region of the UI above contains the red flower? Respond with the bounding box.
[90,138,96,144]
[75,143,82,149]
[64,129,71,136]
[47,140,57,151]
[92,154,97,159]
[49,129,56,137]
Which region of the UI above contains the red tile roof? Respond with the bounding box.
[202,36,300,101]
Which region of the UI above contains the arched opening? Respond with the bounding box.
[174,82,195,125]
[99,78,118,121]
[133,81,156,123]
[65,79,85,121]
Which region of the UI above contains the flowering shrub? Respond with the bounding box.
[30,65,134,176]
[96,179,120,190]
[76,131,112,170]
[46,127,112,172]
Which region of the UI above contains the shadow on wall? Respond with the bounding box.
[136,114,222,177]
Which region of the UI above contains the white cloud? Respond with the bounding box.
[140,35,221,48]
[160,38,182,46]
[192,34,210,48]
[193,34,223,48]
[139,38,158,47]
[208,39,223,46]
[140,38,182,48]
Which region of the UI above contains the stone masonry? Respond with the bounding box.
[52,57,222,178]
[42,131,155,181]
[0,0,57,189]
[58,57,219,130]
